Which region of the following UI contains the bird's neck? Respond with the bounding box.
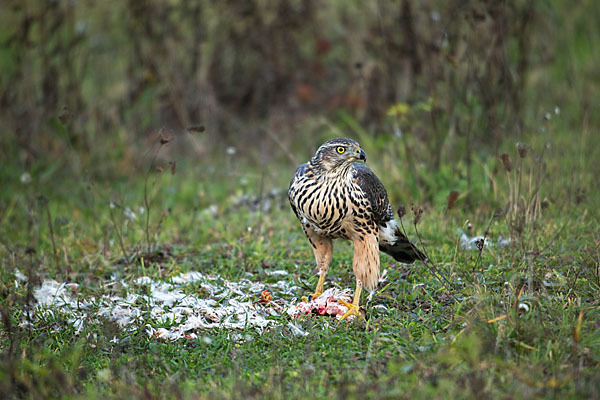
[309,159,354,181]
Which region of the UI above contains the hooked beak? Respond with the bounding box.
[351,148,366,162]
[346,147,367,162]
[358,148,366,162]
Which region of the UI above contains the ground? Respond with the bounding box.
[0,134,599,399]
[1,1,599,397]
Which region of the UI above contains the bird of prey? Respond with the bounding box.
[288,138,425,320]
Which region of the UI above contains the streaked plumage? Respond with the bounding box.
[288,138,424,319]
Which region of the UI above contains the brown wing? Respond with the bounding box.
[353,163,394,226]
[353,163,426,263]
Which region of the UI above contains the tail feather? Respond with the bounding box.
[380,228,426,263]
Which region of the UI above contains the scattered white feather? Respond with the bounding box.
[518,303,530,313]
[459,229,511,250]
[287,322,309,337]
[497,236,511,247]
[14,270,28,282]
[378,269,388,284]
[372,304,388,311]
[30,270,303,341]
[265,269,288,277]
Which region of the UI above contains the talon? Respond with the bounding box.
[309,291,323,300]
[337,299,364,321]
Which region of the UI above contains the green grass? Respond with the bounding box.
[1,130,599,399]
[1,1,599,397]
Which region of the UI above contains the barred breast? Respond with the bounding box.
[288,164,373,240]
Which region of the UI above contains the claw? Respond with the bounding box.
[309,291,323,300]
[337,299,364,321]
[302,291,323,303]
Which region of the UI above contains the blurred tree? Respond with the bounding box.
[0,0,597,177]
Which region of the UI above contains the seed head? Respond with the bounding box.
[397,205,406,219]
[412,205,424,225]
[501,153,512,172]
[475,238,485,251]
[447,190,459,210]
[516,142,528,158]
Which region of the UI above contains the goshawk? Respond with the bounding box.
[288,138,425,320]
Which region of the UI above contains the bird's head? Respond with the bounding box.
[311,137,366,173]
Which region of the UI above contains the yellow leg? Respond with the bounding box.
[304,229,332,301]
[310,270,327,300]
[338,280,364,320]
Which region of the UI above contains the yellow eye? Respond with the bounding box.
[336,146,346,154]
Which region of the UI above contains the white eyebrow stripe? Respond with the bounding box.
[322,142,356,148]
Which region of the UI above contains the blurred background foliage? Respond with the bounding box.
[0,0,598,202]
[1,2,599,397]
